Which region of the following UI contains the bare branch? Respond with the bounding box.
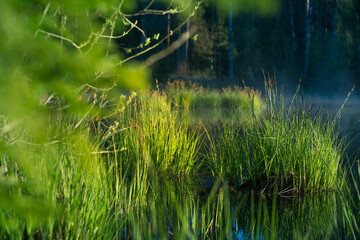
[123,16,146,38]
[144,0,156,11]
[36,30,83,54]
[123,0,192,17]
[145,26,197,67]
[118,0,201,65]
[98,24,135,39]
[124,9,179,16]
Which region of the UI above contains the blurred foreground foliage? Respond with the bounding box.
[0,0,150,132]
[0,0,152,233]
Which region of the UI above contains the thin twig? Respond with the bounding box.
[145,26,197,67]
[124,9,178,16]
[38,2,51,27]
[118,0,201,65]
[98,23,136,39]
[123,17,146,38]
[123,0,192,16]
[36,30,83,54]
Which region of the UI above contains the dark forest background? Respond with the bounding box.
[119,0,360,94]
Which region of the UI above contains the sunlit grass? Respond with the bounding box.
[164,80,263,112]
[0,81,359,239]
[206,79,347,193]
[0,88,204,238]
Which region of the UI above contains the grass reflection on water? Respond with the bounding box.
[122,176,357,239]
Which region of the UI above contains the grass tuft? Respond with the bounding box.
[207,79,347,193]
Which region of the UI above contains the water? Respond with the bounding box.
[308,96,360,156]
[230,95,360,239]
[164,96,360,239]
[135,176,358,239]
[230,192,348,239]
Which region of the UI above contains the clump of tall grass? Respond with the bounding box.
[164,80,263,114]
[97,91,201,178]
[3,81,357,239]
[207,79,348,193]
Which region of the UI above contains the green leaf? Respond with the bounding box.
[153,33,160,40]
[145,38,151,46]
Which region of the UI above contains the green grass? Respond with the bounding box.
[206,80,347,193]
[0,88,205,239]
[99,91,202,178]
[164,80,263,114]
[0,81,359,239]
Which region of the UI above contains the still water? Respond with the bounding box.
[233,96,360,239]
[141,176,357,239]
[230,191,350,239]
[177,96,360,239]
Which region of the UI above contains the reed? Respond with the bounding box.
[207,79,347,193]
[101,91,202,178]
[0,88,204,239]
[1,81,358,239]
[164,80,263,114]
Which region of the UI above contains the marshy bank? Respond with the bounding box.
[1,80,360,239]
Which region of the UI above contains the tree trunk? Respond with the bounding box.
[184,19,190,74]
[141,0,147,44]
[176,25,185,75]
[304,0,312,81]
[314,0,321,73]
[216,13,222,78]
[167,13,171,48]
[358,43,360,72]
[167,12,172,74]
[176,31,182,74]
[245,15,251,76]
[331,0,337,69]
[228,1,234,83]
[289,0,296,71]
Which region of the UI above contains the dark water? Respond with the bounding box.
[171,96,360,239]
[230,192,352,239]
[150,178,358,239]
[231,96,360,239]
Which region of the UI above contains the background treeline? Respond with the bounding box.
[123,0,360,93]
